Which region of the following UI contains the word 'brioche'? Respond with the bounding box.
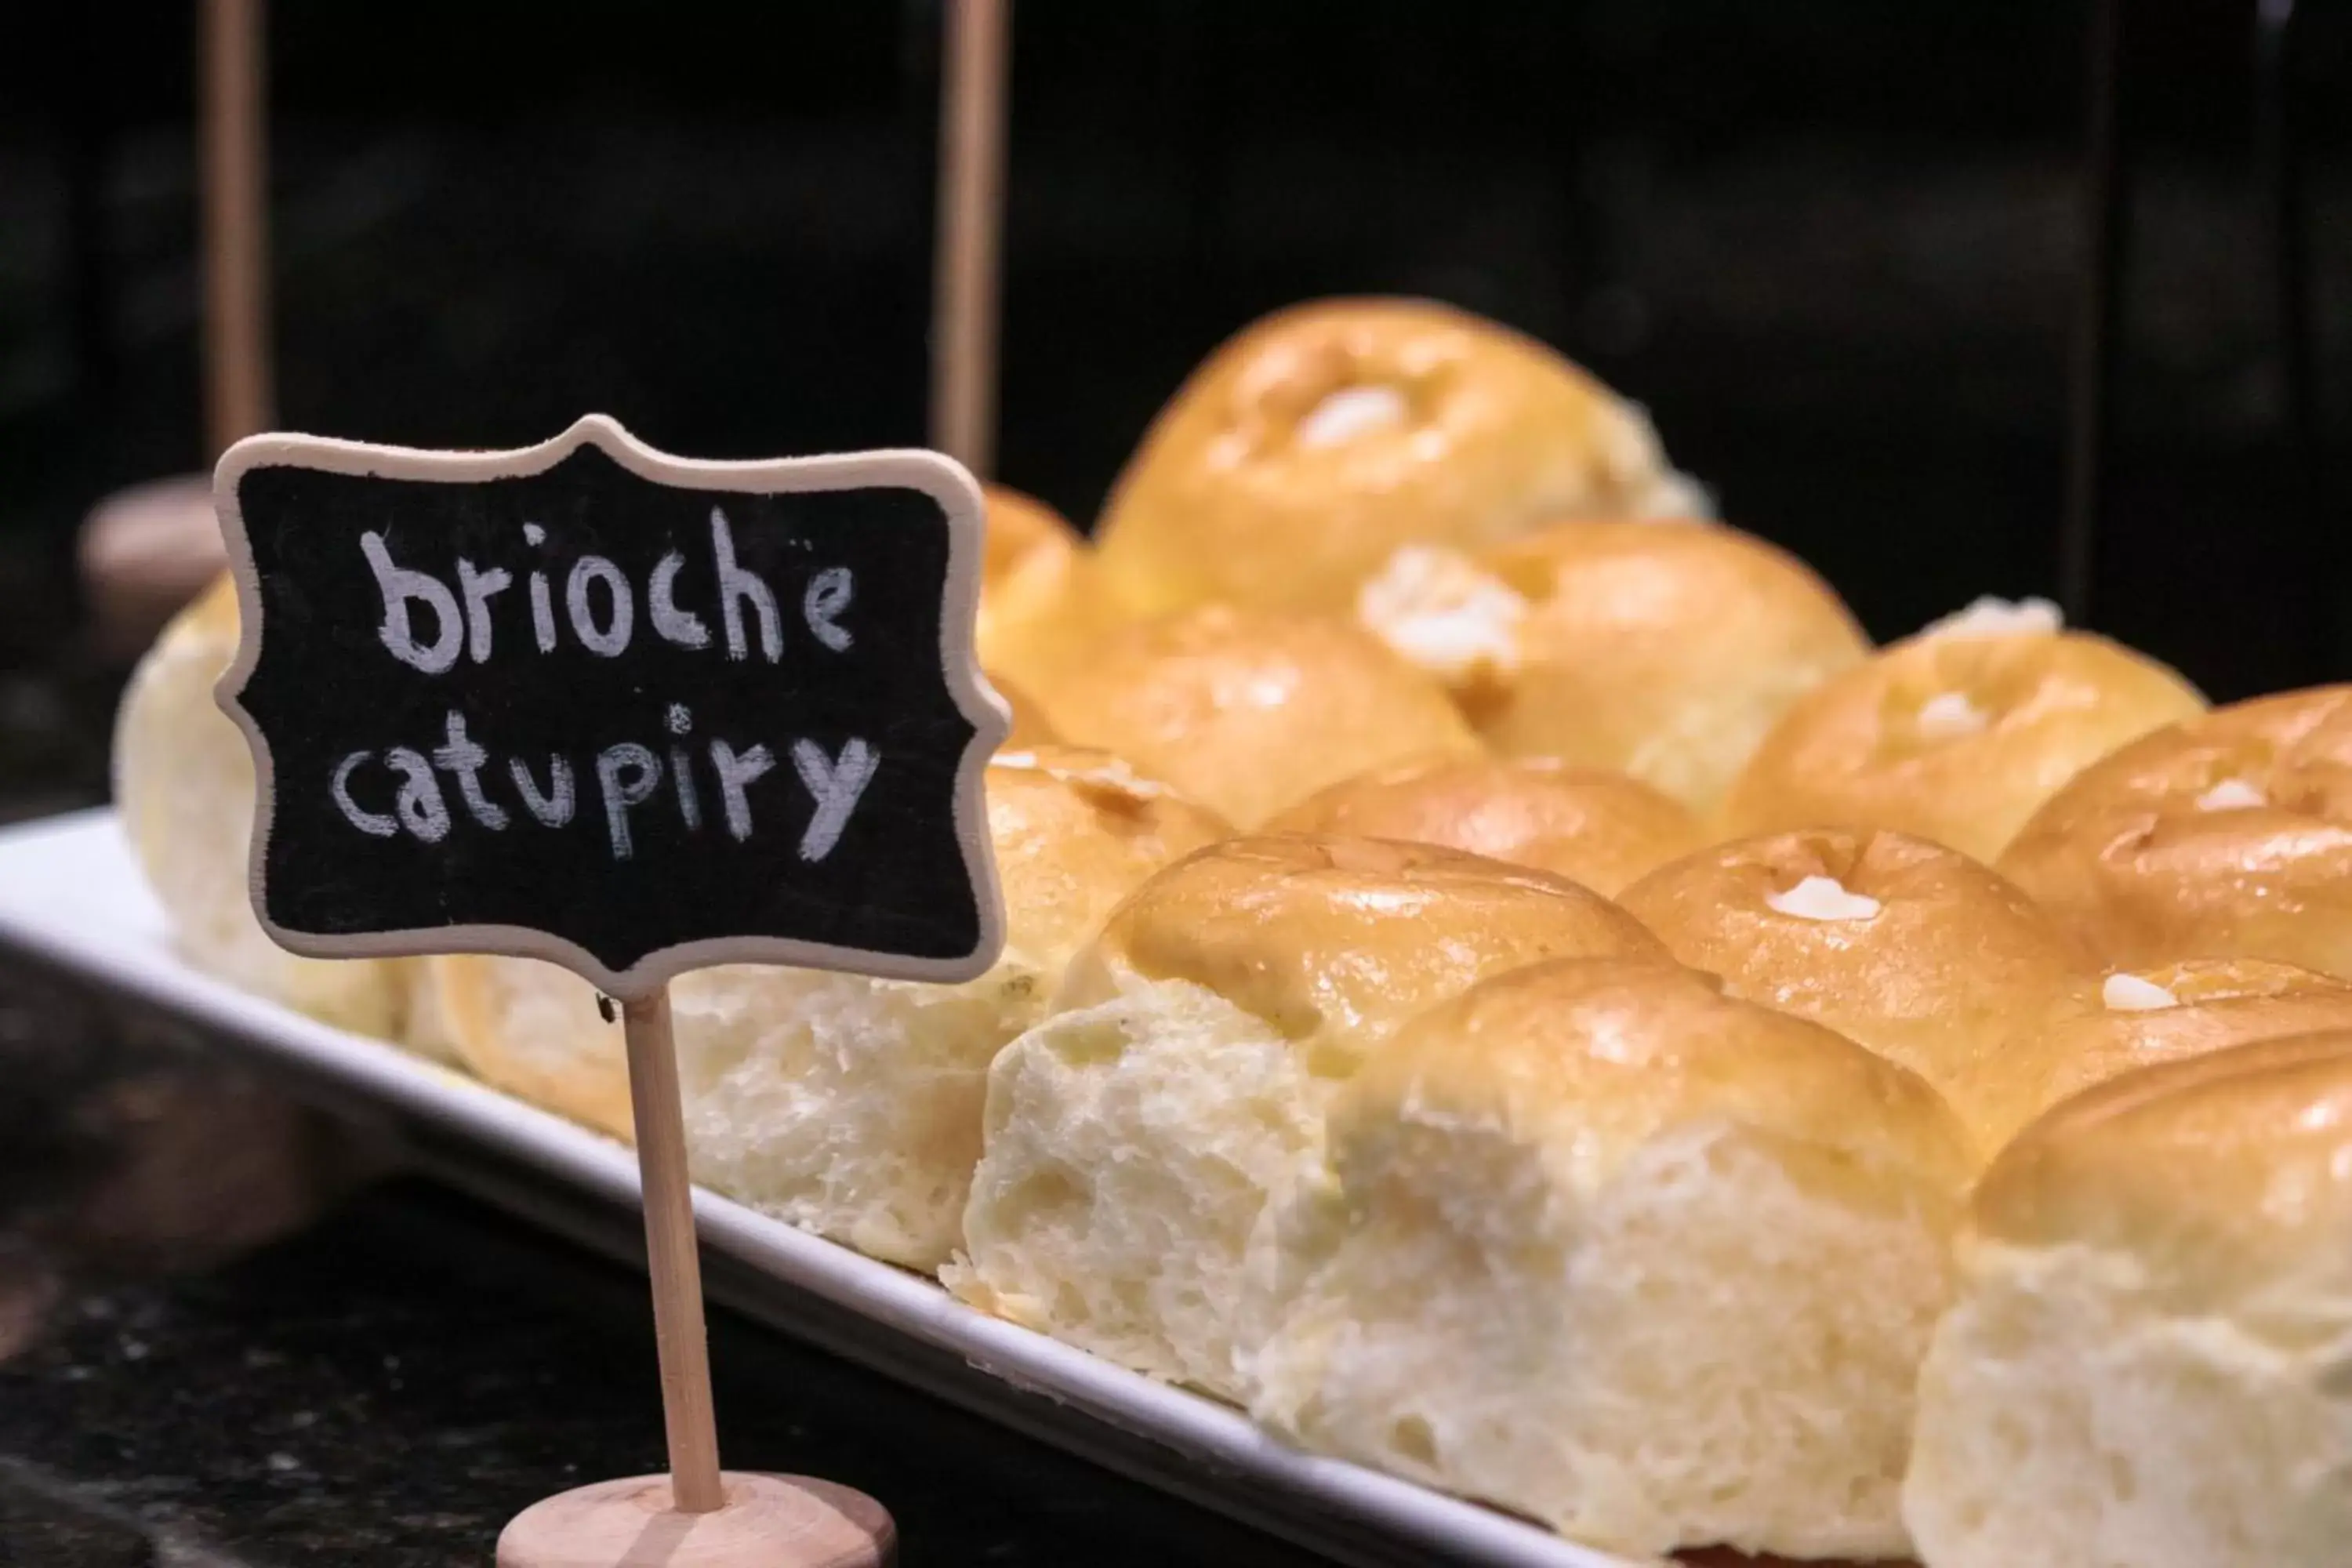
[950,835,1664,1399]
[1906,1033,2352,1568]
[1252,958,1968,1561]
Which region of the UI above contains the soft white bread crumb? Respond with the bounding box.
[436,746,1229,1268]
[953,978,1321,1389]
[1905,1033,2352,1568]
[949,835,1668,1400]
[114,575,411,1043]
[1249,958,1969,1560]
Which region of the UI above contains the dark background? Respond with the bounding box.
[3,0,2349,820]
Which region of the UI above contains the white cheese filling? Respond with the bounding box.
[1766,875,1883,921]
[1297,385,1410,449]
[1915,690,1991,741]
[1918,595,2064,640]
[2195,778,2267,811]
[2103,973,2180,1011]
[1356,546,1526,684]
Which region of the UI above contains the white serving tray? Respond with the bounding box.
[0,809,1649,1568]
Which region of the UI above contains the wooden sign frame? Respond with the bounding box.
[212,414,1009,1002]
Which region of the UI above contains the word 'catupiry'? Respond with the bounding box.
[362,508,851,673]
[329,705,877,864]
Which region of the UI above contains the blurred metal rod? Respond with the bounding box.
[931,0,1011,477]
[200,0,272,456]
[2061,0,2128,624]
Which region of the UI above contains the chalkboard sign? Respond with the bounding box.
[213,416,1008,996]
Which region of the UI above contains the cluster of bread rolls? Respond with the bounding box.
[118,298,2352,1566]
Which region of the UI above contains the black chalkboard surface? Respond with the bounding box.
[214,416,1007,996]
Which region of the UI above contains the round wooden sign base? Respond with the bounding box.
[497,1473,894,1568]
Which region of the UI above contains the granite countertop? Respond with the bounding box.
[0,955,1339,1567]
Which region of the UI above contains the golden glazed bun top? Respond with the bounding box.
[965,745,1233,963]
[973,485,1115,693]
[1997,685,2352,979]
[1358,519,1868,811]
[1337,956,1970,1195]
[1094,298,1700,617]
[1261,756,1702,895]
[1962,958,2352,1153]
[1035,604,1481,826]
[1971,1031,2352,1327]
[1061,833,1668,1077]
[1620,828,2093,1149]
[1725,609,2205,864]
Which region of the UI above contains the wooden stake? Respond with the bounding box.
[496,979,897,1565]
[621,988,724,1514]
[930,0,1011,477]
[200,0,273,456]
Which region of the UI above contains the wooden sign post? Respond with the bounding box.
[201,0,273,453]
[929,0,1011,476]
[212,416,1008,1566]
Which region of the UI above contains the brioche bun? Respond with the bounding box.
[1998,685,2352,980]
[1358,519,1867,811]
[974,485,1114,694]
[1726,611,2205,863]
[1094,298,1703,617]
[1963,957,2352,1152]
[1620,827,2092,1152]
[1262,757,1701,895]
[951,835,1665,1399]
[114,573,412,1041]
[1906,1032,2352,1568]
[1035,604,1480,826]
[1252,957,1967,1560]
[434,746,1229,1266]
